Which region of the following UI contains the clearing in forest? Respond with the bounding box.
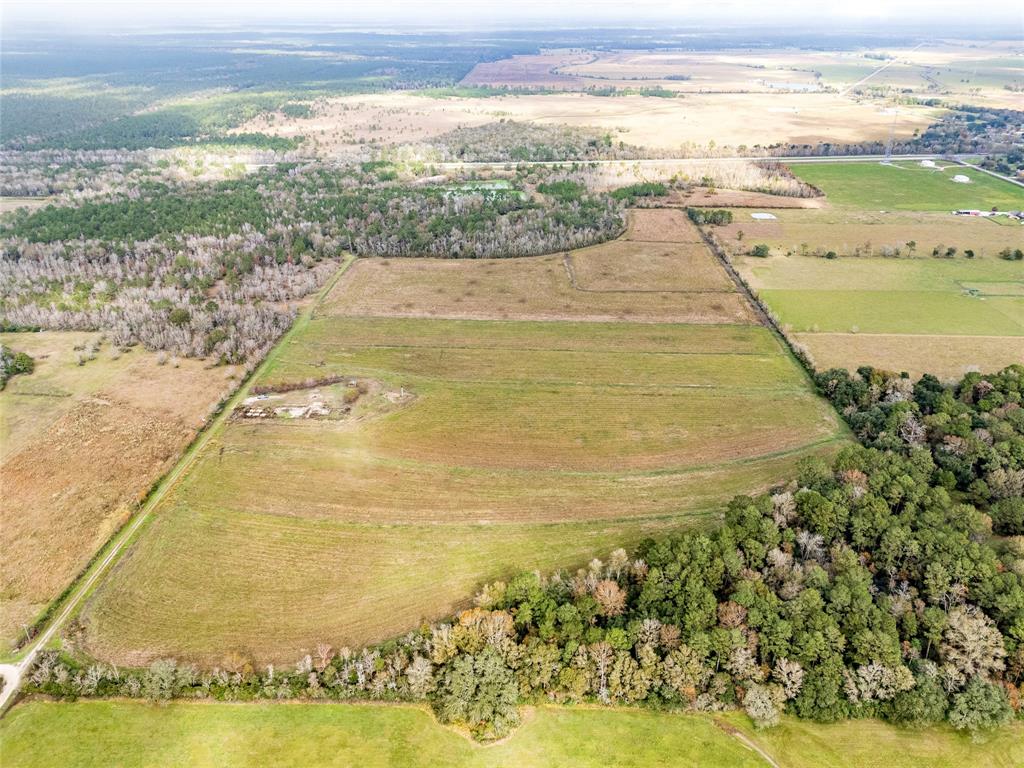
[79,210,846,665]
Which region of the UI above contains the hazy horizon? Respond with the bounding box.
[4,0,1023,35]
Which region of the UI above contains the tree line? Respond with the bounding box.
[1,163,625,362]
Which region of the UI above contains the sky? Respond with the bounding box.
[4,0,1023,31]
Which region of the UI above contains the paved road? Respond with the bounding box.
[434,153,955,169]
[0,258,353,716]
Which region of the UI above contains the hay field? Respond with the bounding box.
[82,318,842,664]
[0,332,230,651]
[789,161,1024,211]
[80,211,845,664]
[236,91,939,155]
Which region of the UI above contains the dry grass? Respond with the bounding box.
[0,332,230,651]
[571,240,734,292]
[326,253,754,324]
[795,333,1024,381]
[679,187,825,209]
[622,208,703,241]
[0,197,53,214]
[236,91,939,155]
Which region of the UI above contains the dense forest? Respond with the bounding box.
[816,365,1024,536]
[0,164,624,361]
[28,367,1024,741]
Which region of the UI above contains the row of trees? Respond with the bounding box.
[29,366,1024,738]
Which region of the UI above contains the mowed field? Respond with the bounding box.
[0,332,231,652]
[789,161,1024,211]
[80,210,845,665]
[4,701,1023,768]
[726,161,1024,379]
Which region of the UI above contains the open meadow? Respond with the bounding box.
[3,700,1022,768]
[0,332,231,653]
[78,210,845,665]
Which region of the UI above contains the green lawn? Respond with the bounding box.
[760,289,1023,335]
[790,161,1024,211]
[0,702,764,768]
[723,712,1024,768]
[4,700,1022,768]
[736,253,1024,336]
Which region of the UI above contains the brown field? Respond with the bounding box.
[237,91,939,156]
[571,240,734,292]
[622,207,703,241]
[553,50,828,93]
[328,208,749,322]
[464,42,1024,108]
[327,252,754,324]
[717,209,1024,258]
[460,50,595,89]
[796,333,1024,381]
[678,187,826,209]
[0,332,231,651]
